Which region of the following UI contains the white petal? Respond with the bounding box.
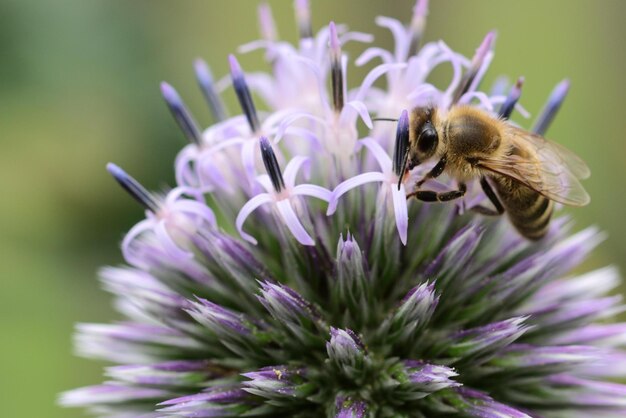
[344,100,373,129]
[292,184,332,202]
[354,63,407,101]
[327,172,387,215]
[359,137,392,174]
[283,156,310,188]
[355,47,394,67]
[275,199,315,246]
[121,219,154,267]
[391,185,409,245]
[235,193,273,245]
[375,16,409,61]
[240,139,258,186]
[155,220,194,261]
[172,200,217,228]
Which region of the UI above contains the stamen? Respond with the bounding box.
[394,110,410,187]
[499,77,524,120]
[294,0,313,40]
[160,82,202,145]
[532,79,570,136]
[408,0,429,57]
[106,163,160,213]
[194,59,227,122]
[329,22,344,112]
[452,31,496,105]
[259,137,285,192]
[258,3,278,42]
[229,55,260,133]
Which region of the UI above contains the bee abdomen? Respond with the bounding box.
[492,177,554,240]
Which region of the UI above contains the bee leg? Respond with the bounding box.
[408,183,466,202]
[471,177,505,216]
[416,156,447,187]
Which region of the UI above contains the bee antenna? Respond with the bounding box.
[372,117,398,122]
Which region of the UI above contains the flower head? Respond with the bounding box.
[62,2,626,417]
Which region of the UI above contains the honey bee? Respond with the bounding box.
[400,106,590,240]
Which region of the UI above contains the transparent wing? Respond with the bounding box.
[478,127,590,207]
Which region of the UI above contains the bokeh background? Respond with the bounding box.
[1,0,624,416]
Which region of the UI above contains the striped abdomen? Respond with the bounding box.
[492,176,554,240]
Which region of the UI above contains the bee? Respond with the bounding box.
[399,106,590,240]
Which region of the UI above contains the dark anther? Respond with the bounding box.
[329,22,344,112]
[106,163,160,213]
[161,82,202,145]
[295,0,313,40]
[259,136,285,192]
[194,58,227,123]
[532,79,569,136]
[229,55,261,133]
[499,77,524,120]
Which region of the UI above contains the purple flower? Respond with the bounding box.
[62,1,625,417]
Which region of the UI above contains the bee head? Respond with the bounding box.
[408,107,439,169]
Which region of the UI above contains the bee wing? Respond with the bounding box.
[478,128,590,207]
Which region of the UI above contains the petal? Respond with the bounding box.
[121,219,154,267]
[327,172,387,215]
[391,184,409,245]
[174,145,200,188]
[172,200,217,228]
[354,62,407,101]
[375,16,409,61]
[292,184,332,202]
[339,31,374,45]
[290,54,331,114]
[155,220,194,261]
[359,137,392,174]
[235,193,273,245]
[459,91,494,111]
[283,156,311,188]
[241,139,258,185]
[343,100,373,129]
[275,199,315,246]
[355,47,394,67]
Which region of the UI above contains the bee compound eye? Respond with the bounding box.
[418,127,438,154]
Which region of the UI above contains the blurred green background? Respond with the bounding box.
[1,0,624,416]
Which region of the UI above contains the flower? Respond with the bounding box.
[61,1,626,417]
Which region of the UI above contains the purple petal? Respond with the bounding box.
[292,184,332,201]
[235,193,273,245]
[359,137,392,174]
[391,185,409,245]
[327,172,387,215]
[282,156,310,188]
[275,199,315,245]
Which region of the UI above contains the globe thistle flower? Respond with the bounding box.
[61,1,626,417]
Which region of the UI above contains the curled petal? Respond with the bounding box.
[275,199,315,246]
[328,172,387,215]
[292,184,332,202]
[283,156,311,188]
[355,47,395,66]
[391,185,409,245]
[172,200,217,228]
[376,16,410,61]
[241,139,258,185]
[236,193,273,245]
[341,100,373,129]
[155,220,194,262]
[121,219,154,267]
[339,31,374,45]
[354,62,407,101]
[359,137,392,174]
